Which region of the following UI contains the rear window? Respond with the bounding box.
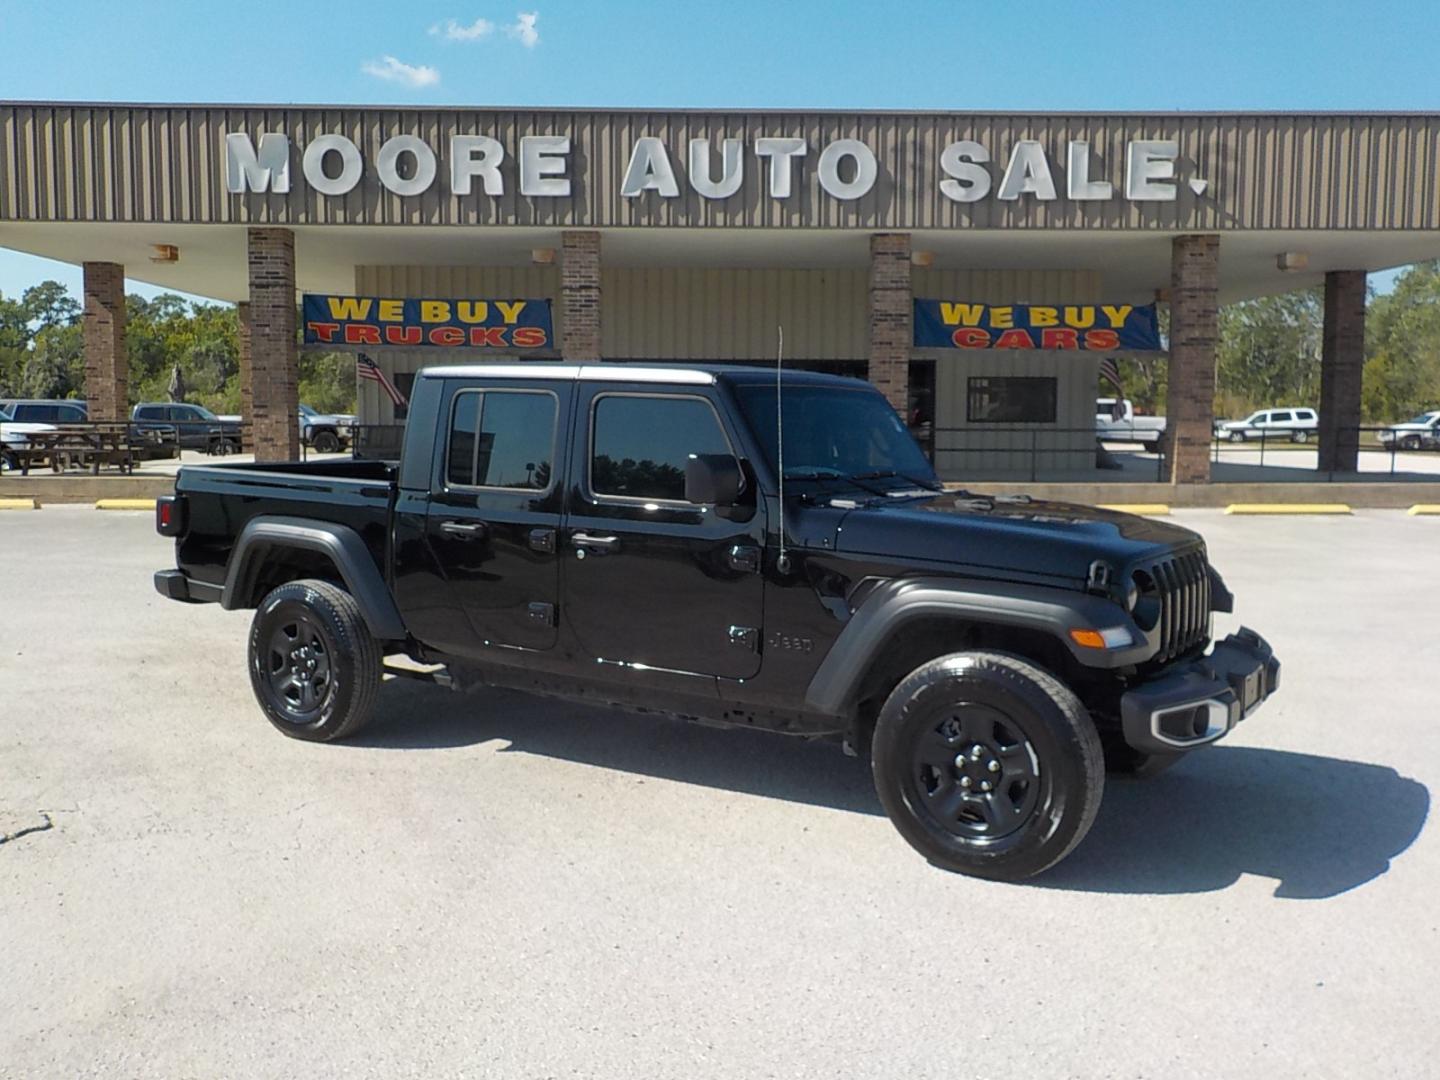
[446,389,556,490]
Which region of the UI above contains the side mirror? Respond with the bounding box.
[685,454,742,507]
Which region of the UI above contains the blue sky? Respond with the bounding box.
[2,0,1436,303]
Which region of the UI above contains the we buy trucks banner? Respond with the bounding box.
[302,294,554,349]
[913,300,1161,351]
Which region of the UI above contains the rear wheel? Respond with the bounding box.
[871,651,1104,881]
[1228,430,1247,443]
[1291,430,1310,444]
[247,579,381,742]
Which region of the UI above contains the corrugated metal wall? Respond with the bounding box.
[6,104,1440,230]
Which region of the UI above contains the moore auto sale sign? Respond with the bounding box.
[224,130,1202,206]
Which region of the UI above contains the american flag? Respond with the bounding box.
[1098,356,1124,396]
[357,353,407,408]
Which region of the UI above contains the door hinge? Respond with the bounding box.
[728,625,759,652]
[527,602,556,626]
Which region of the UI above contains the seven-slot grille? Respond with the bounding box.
[1149,548,1211,661]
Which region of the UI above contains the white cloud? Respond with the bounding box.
[361,55,441,88]
[429,17,495,42]
[507,11,539,48]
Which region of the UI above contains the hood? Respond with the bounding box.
[0,420,56,439]
[828,492,1203,585]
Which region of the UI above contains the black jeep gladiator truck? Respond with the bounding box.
[153,363,1278,880]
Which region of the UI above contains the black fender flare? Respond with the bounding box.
[803,576,1152,716]
[221,516,407,641]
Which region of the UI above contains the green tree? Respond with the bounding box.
[1215,287,1324,420]
[1363,261,1440,422]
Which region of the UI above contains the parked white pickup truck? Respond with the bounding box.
[1096,398,1166,453]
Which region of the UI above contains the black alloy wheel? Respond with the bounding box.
[872,651,1105,881]
[247,579,381,742]
[908,705,1041,840]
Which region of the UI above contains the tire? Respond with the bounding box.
[312,430,342,454]
[1,450,16,473]
[1228,430,1247,443]
[871,651,1105,881]
[1142,440,1160,455]
[1291,430,1310,444]
[247,579,381,742]
[1401,435,1422,452]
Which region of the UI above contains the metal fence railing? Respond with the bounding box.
[1210,425,1440,479]
[930,426,1170,482]
[1,419,246,475]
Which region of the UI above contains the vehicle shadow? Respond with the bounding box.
[357,683,1428,899]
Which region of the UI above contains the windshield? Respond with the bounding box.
[299,405,317,418]
[1406,412,1439,425]
[734,383,938,489]
[0,407,11,422]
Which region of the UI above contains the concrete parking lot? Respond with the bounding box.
[1,507,1436,1078]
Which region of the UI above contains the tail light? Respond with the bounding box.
[156,494,186,537]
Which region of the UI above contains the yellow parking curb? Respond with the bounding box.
[0,496,39,510]
[1098,503,1171,516]
[1224,503,1352,515]
[95,498,157,511]
[1407,504,1440,515]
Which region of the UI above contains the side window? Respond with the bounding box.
[1297,409,1315,421]
[58,405,85,422]
[1271,411,1292,423]
[136,405,161,420]
[590,394,732,502]
[446,389,556,490]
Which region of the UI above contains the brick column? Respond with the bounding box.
[1165,235,1221,484]
[561,231,601,361]
[235,301,253,452]
[869,233,912,415]
[1317,270,1366,474]
[246,228,299,461]
[82,262,127,420]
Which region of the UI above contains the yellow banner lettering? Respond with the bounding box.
[495,300,527,324]
[1029,306,1058,327]
[420,300,451,323]
[456,301,490,324]
[1064,306,1095,329]
[940,302,986,327]
[377,299,404,322]
[989,306,1014,329]
[326,297,372,320]
[1101,304,1133,328]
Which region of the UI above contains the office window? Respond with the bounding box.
[966,377,1057,424]
[446,390,556,490]
[590,395,732,501]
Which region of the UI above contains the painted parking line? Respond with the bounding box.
[1407,504,1440,515]
[95,498,158,511]
[0,496,39,510]
[1097,503,1172,516]
[1224,503,1352,515]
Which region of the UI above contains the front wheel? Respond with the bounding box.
[247,579,381,742]
[312,430,343,454]
[1401,435,1422,451]
[871,652,1104,881]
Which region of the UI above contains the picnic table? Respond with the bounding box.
[8,423,157,475]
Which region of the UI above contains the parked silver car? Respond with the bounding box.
[1214,407,1319,443]
[1378,410,1440,451]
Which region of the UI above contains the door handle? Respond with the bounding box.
[439,520,487,539]
[571,531,620,553]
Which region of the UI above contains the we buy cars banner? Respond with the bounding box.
[302,294,554,349]
[914,300,1161,351]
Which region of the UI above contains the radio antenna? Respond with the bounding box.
[775,325,791,575]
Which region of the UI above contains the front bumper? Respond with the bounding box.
[1119,628,1279,755]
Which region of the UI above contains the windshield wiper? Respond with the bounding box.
[848,469,942,492]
